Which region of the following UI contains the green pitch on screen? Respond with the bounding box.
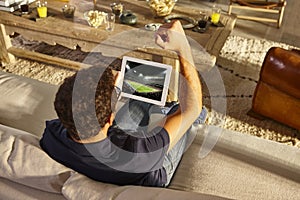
[126,80,160,93]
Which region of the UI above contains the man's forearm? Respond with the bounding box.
[178,49,202,117]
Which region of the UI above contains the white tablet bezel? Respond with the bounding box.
[119,56,172,106]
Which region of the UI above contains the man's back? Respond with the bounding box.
[40,119,170,187]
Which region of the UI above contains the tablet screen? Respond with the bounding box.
[119,56,172,106]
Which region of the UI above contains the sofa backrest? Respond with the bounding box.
[0,71,59,137]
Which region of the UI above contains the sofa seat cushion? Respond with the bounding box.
[0,124,73,193]
[0,177,66,200]
[62,172,227,200]
[0,71,59,137]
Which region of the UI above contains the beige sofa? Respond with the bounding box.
[0,70,299,200]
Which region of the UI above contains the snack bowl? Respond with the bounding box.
[84,10,107,28]
[147,0,177,17]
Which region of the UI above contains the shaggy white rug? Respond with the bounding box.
[1,35,299,148]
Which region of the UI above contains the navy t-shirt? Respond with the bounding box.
[40,119,170,187]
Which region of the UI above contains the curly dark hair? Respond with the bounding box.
[54,58,121,140]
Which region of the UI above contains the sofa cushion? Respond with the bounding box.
[0,177,66,200]
[0,124,73,193]
[168,126,300,200]
[0,71,59,137]
[62,172,227,200]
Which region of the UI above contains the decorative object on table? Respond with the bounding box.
[119,10,137,25]
[147,0,177,17]
[145,23,162,31]
[164,14,196,29]
[62,4,75,18]
[211,4,221,24]
[110,2,123,17]
[36,0,47,18]
[84,10,107,28]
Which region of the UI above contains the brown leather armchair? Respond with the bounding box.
[251,47,300,130]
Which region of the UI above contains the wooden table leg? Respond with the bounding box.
[0,24,15,65]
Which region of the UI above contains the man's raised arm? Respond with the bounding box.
[155,20,202,150]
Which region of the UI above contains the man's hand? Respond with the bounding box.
[155,20,190,55]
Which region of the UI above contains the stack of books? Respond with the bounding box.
[0,0,34,12]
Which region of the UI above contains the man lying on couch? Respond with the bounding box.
[40,20,206,187]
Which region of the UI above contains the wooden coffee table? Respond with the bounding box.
[0,0,236,70]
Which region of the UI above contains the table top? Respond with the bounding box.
[0,0,236,70]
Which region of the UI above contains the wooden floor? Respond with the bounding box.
[178,0,300,48]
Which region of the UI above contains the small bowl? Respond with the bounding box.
[84,10,107,28]
[120,10,137,25]
[62,5,76,18]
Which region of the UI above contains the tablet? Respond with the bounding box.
[119,56,172,106]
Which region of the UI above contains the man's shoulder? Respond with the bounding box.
[40,119,66,145]
[43,119,66,136]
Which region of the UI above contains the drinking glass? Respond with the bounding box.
[36,1,47,18]
[198,16,208,33]
[20,0,29,14]
[110,2,123,17]
[62,4,76,18]
[105,13,116,31]
[211,5,221,24]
